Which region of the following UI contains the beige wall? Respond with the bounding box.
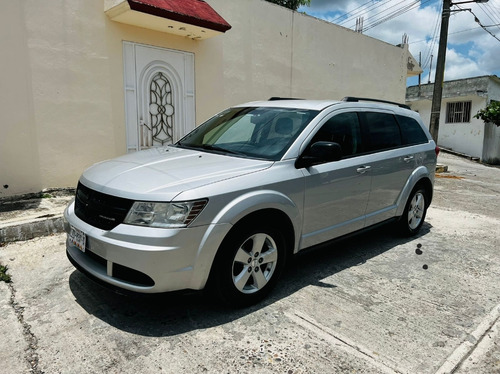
[0,0,41,196]
[0,0,411,197]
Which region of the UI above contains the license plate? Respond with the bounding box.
[69,225,86,252]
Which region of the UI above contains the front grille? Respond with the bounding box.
[75,182,134,230]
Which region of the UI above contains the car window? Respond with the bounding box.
[360,112,402,152]
[177,107,319,161]
[309,112,362,158]
[396,115,429,145]
[210,115,255,144]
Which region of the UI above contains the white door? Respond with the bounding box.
[123,42,195,152]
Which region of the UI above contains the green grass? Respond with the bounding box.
[0,264,12,283]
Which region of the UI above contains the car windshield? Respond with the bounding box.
[176,107,319,161]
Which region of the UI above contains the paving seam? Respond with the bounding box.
[434,303,500,374]
[285,310,403,374]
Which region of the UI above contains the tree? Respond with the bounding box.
[474,101,500,127]
[265,0,311,11]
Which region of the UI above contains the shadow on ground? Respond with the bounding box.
[69,222,432,337]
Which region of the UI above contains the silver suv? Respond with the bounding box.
[64,97,438,306]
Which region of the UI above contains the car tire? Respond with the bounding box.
[211,225,287,307]
[398,186,428,236]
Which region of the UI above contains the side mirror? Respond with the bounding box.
[295,141,342,168]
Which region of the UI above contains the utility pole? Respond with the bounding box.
[429,0,451,143]
[428,54,433,84]
[428,0,489,143]
[418,52,422,97]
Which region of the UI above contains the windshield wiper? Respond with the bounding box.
[176,143,246,156]
[200,144,244,155]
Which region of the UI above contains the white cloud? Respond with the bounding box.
[444,48,484,80]
[301,0,500,82]
[304,0,354,13]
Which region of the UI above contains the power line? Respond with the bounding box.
[363,1,424,32]
[479,1,500,30]
[463,7,500,42]
[421,1,442,71]
[409,26,483,45]
[329,0,379,24]
[338,0,395,26]
[343,0,414,29]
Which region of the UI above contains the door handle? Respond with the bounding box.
[356,165,371,174]
[403,155,414,162]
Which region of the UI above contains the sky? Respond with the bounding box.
[298,0,500,87]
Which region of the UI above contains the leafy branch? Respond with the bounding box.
[264,0,311,11]
[474,101,500,127]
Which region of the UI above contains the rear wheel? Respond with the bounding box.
[398,187,428,236]
[211,226,286,307]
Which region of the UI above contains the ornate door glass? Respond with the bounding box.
[141,72,175,148]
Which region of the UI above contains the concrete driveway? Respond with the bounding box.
[1,152,499,374]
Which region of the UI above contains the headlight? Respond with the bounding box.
[123,200,207,228]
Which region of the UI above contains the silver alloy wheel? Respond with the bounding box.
[408,191,425,230]
[232,233,278,294]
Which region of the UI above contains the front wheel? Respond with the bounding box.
[398,187,428,236]
[211,226,287,307]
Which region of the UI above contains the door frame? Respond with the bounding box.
[122,41,195,152]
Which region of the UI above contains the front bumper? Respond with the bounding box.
[64,202,231,293]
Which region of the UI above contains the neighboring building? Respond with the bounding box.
[1,0,420,197]
[406,75,500,164]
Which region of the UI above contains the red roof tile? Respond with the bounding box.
[128,0,231,33]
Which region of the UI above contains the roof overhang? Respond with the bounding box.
[104,0,231,40]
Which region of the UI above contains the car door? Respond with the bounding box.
[358,111,416,226]
[299,111,372,249]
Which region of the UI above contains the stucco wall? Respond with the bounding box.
[438,96,487,158]
[0,1,41,196]
[0,0,410,197]
[483,123,500,165]
[407,96,487,158]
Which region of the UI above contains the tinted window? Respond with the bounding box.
[396,115,429,145]
[310,112,362,158]
[361,112,402,152]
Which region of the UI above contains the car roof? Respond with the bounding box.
[234,100,342,111]
[234,99,414,113]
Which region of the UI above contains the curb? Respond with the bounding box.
[0,216,65,245]
[0,188,74,245]
[439,147,480,162]
[436,164,448,173]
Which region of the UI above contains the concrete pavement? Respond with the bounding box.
[1,152,499,373]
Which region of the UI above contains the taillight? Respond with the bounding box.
[435,146,440,156]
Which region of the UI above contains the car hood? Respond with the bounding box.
[80,146,272,201]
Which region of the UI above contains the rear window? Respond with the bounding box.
[360,112,402,152]
[396,115,429,145]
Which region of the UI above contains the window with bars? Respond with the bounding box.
[446,101,472,123]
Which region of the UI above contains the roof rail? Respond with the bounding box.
[268,97,303,101]
[342,96,410,110]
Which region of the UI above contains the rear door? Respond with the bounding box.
[300,111,371,248]
[359,111,416,226]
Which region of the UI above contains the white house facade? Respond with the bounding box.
[406,75,500,164]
